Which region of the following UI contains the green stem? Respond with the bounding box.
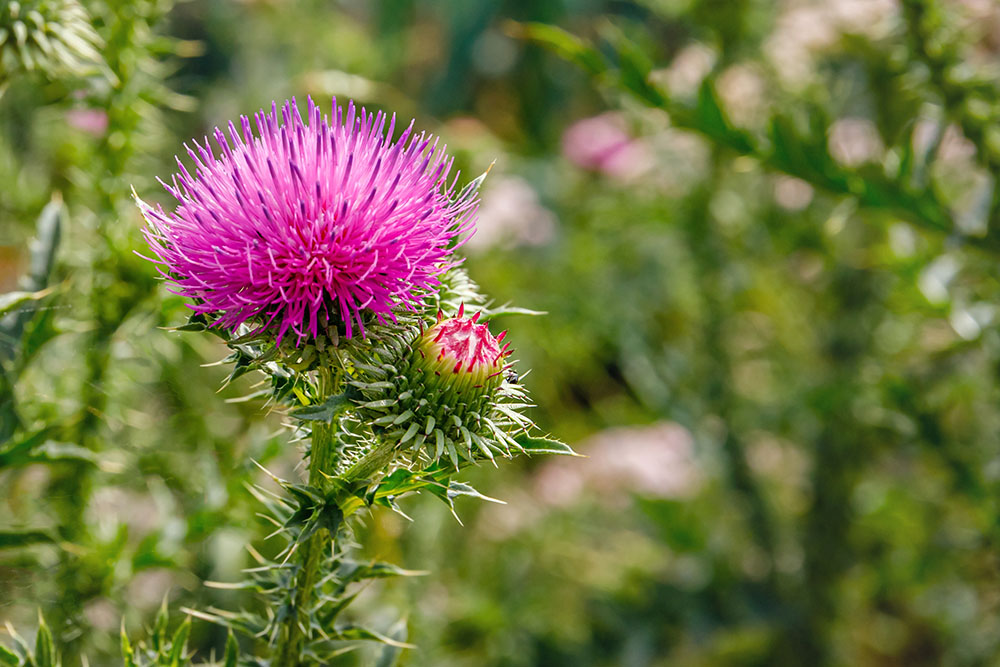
[274,369,342,665]
[273,423,334,664]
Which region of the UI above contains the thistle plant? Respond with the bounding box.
[0,0,103,94]
[133,97,572,664]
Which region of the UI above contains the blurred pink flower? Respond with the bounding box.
[534,422,702,507]
[465,176,556,252]
[66,108,108,136]
[561,112,653,181]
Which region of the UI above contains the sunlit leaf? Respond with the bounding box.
[512,22,607,75]
[0,645,18,666]
[0,290,51,319]
[329,625,415,649]
[515,435,579,457]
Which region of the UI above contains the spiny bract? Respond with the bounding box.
[0,0,102,85]
[352,305,533,468]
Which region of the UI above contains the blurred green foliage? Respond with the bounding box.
[3,0,1000,665]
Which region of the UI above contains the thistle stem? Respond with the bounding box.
[274,368,341,665]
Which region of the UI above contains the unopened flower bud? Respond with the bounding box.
[417,308,508,395]
[353,304,529,467]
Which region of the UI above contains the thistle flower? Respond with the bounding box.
[137,97,476,343]
[353,305,532,467]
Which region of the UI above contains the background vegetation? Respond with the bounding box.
[3,0,1000,664]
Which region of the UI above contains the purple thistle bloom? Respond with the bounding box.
[137,97,477,343]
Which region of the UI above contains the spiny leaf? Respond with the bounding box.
[370,467,451,502]
[0,290,52,319]
[19,441,99,466]
[0,198,61,356]
[34,612,56,667]
[0,645,18,666]
[168,618,191,664]
[222,632,239,667]
[180,606,265,636]
[173,322,207,334]
[329,625,415,649]
[153,597,170,649]
[423,479,505,523]
[290,392,352,422]
[515,434,579,457]
[445,481,505,505]
[338,560,428,582]
[696,79,755,154]
[481,304,546,318]
[174,312,229,339]
[453,161,494,209]
[120,624,137,667]
[375,619,409,667]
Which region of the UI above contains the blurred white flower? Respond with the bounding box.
[912,120,978,163]
[465,176,557,252]
[716,63,768,128]
[774,176,815,211]
[766,6,837,87]
[828,117,884,166]
[126,569,176,610]
[918,254,959,305]
[649,128,711,195]
[653,43,717,99]
[766,0,898,88]
[88,487,160,538]
[829,0,898,35]
[83,598,118,633]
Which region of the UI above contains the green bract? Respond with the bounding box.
[0,0,102,90]
[352,307,533,468]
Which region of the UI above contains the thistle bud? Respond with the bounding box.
[353,305,530,468]
[417,309,507,394]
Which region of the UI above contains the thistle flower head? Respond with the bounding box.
[138,97,477,343]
